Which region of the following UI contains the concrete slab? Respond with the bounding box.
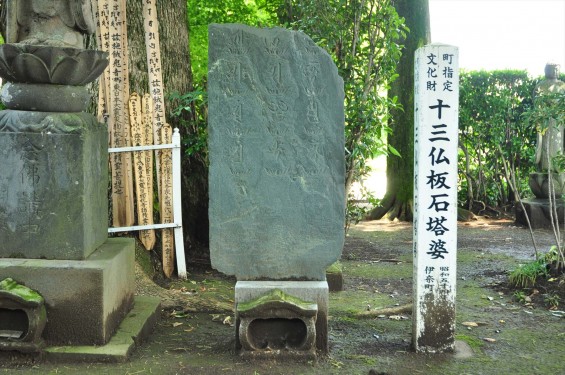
[44,296,161,363]
[0,238,135,345]
[235,281,329,353]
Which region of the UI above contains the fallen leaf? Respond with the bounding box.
[223,316,234,326]
[462,321,479,327]
[172,322,183,328]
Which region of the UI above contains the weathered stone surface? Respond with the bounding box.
[44,296,161,363]
[0,111,108,260]
[235,281,329,353]
[0,238,135,345]
[208,24,345,280]
[1,82,91,112]
[515,198,565,229]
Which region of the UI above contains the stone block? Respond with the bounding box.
[208,24,345,280]
[0,111,108,260]
[515,198,565,229]
[326,262,343,292]
[0,238,134,345]
[235,281,329,354]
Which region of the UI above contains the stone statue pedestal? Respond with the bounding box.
[0,111,108,260]
[0,238,134,345]
[515,172,565,229]
[515,198,565,229]
[0,112,159,359]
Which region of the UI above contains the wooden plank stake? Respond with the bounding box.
[143,0,167,198]
[129,93,156,250]
[95,0,111,123]
[106,0,134,227]
[160,124,175,278]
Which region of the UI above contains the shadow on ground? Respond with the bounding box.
[1,217,564,374]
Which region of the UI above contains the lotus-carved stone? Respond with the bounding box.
[0,44,108,85]
[529,172,565,199]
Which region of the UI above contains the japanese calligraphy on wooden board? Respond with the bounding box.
[413,44,459,354]
[160,124,175,278]
[129,93,156,250]
[143,0,167,197]
[96,0,134,227]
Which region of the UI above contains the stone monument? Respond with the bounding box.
[0,1,158,357]
[516,63,565,228]
[208,23,345,359]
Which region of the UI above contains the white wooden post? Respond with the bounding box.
[413,44,459,353]
[172,129,187,279]
[107,129,187,280]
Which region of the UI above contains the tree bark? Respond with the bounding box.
[368,0,430,221]
[126,0,210,263]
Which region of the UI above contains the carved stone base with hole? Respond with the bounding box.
[235,281,328,360]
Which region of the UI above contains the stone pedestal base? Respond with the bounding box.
[0,111,108,260]
[235,281,329,359]
[515,198,565,229]
[0,238,134,345]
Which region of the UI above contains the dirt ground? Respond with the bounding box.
[1,217,564,375]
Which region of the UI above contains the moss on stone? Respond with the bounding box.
[326,261,343,275]
[237,289,317,313]
[0,278,44,304]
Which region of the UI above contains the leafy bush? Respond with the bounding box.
[458,70,537,212]
[508,258,548,288]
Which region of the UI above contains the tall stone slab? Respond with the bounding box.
[413,44,459,353]
[208,24,345,281]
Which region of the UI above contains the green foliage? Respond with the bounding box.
[168,90,208,163]
[459,70,537,210]
[188,0,283,83]
[522,90,565,172]
[281,0,407,208]
[508,258,548,288]
[512,290,527,304]
[544,293,560,308]
[346,190,380,233]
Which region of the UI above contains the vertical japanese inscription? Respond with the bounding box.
[143,0,167,211]
[104,0,134,227]
[413,44,459,353]
[160,124,175,278]
[18,140,44,239]
[208,24,345,280]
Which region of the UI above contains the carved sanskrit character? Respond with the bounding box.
[0,0,95,48]
[534,63,565,172]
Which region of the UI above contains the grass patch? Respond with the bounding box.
[343,260,411,279]
[455,334,484,350]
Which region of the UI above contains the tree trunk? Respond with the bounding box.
[126,0,210,263]
[368,0,430,221]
